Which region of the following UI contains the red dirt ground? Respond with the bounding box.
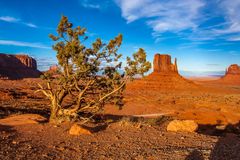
[0,77,240,159]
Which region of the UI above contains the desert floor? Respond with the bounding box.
[0,78,240,160]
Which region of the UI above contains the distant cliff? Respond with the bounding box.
[0,53,41,79]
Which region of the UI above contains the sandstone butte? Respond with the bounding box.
[220,64,240,84]
[127,54,196,90]
[0,53,41,79]
[49,65,58,73]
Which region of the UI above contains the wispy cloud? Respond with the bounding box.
[36,57,58,71]
[24,22,38,28]
[229,51,240,56]
[0,16,38,28]
[82,3,101,9]
[215,0,240,34]
[0,40,51,49]
[0,16,20,22]
[115,0,205,33]
[206,64,220,66]
[80,0,110,9]
[114,0,240,45]
[227,36,240,41]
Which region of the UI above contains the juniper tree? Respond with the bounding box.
[37,16,151,123]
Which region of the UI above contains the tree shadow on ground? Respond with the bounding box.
[185,122,240,160]
[0,106,50,119]
[185,149,204,160]
[0,124,16,132]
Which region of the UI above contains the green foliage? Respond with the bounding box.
[125,48,152,78]
[37,15,151,123]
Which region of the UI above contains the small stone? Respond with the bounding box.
[69,124,92,136]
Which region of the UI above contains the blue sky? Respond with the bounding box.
[0,0,240,75]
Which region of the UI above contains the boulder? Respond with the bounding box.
[69,124,92,136]
[167,120,198,132]
[0,53,41,79]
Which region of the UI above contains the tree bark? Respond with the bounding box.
[49,96,60,123]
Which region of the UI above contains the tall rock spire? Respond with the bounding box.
[153,54,178,73]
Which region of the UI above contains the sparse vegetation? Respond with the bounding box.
[116,116,173,128]
[37,16,151,123]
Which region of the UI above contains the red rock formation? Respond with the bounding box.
[42,65,60,78]
[153,54,178,73]
[0,53,41,79]
[225,64,240,75]
[127,53,196,90]
[220,64,240,84]
[15,55,37,70]
[49,65,58,72]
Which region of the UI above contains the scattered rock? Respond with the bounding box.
[0,114,47,126]
[167,120,198,132]
[69,124,92,136]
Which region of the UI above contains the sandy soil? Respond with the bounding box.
[0,78,240,159]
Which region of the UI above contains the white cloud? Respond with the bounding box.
[0,40,51,49]
[24,23,38,28]
[115,0,205,32]
[114,0,240,43]
[80,0,110,9]
[0,15,38,28]
[0,16,20,22]
[82,3,100,9]
[215,0,240,34]
[227,36,240,41]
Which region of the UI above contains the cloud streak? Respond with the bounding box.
[0,16,20,22]
[115,0,205,32]
[114,0,240,44]
[80,0,110,9]
[0,16,38,28]
[215,0,240,34]
[0,40,51,49]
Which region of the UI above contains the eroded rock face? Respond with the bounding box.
[15,55,37,70]
[153,54,178,73]
[0,53,41,79]
[225,64,240,75]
